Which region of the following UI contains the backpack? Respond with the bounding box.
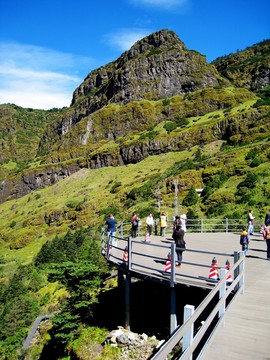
[240,233,248,245]
[265,227,270,239]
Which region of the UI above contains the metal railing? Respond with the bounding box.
[150,253,245,360]
[117,218,263,237]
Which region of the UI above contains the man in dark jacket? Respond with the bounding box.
[105,213,118,246]
[172,224,186,267]
[265,210,270,226]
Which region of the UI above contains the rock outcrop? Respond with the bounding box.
[59,29,228,136]
[105,327,161,360]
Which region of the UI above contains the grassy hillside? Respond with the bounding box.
[1,133,270,282]
[0,104,62,180]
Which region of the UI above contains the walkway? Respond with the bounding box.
[200,233,270,360]
[104,231,270,359]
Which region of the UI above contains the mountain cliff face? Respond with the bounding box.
[72,30,227,107]
[58,29,229,136]
[212,39,270,90]
[0,29,269,204]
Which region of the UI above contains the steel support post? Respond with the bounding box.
[125,271,131,331]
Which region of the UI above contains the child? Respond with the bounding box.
[260,224,266,238]
[240,227,249,255]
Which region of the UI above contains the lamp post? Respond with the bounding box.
[173,178,179,216]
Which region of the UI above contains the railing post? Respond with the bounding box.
[201,218,203,233]
[170,287,177,334]
[128,236,132,271]
[125,271,131,331]
[183,304,195,360]
[105,232,111,260]
[219,268,226,318]
[233,251,239,292]
[170,243,176,287]
[226,218,228,233]
[239,251,245,294]
[154,219,158,236]
[170,243,177,334]
[124,236,132,331]
[119,222,124,238]
[101,227,105,243]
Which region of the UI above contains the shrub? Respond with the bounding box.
[206,201,226,217]
[186,208,199,219]
[139,130,159,140]
[9,220,16,228]
[162,98,170,106]
[176,117,189,127]
[237,173,258,189]
[164,121,177,133]
[250,157,262,167]
[182,186,199,206]
[110,181,122,194]
[245,148,258,160]
[66,200,79,209]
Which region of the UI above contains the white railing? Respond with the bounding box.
[150,252,245,360]
[117,218,263,237]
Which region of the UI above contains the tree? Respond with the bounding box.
[182,186,198,206]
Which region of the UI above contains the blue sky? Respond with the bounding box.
[0,0,269,110]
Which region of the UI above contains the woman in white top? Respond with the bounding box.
[180,213,187,232]
[146,213,154,236]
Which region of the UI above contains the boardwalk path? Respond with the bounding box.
[107,231,270,359]
[200,233,270,360]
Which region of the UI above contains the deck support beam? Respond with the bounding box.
[170,286,177,334]
[124,271,131,330]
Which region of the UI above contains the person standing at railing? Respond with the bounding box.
[131,212,139,238]
[172,224,186,267]
[180,213,187,232]
[247,210,255,235]
[160,212,167,237]
[146,213,154,236]
[173,215,181,230]
[240,227,249,255]
[105,214,118,247]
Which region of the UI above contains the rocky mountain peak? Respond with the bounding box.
[69,29,227,128]
[117,29,187,64]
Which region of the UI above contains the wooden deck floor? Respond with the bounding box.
[106,231,270,359]
[199,233,270,360]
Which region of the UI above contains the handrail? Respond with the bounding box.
[150,252,245,359]
[108,218,263,237]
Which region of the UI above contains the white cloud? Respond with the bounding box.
[128,0,189,11]
[105,28,153,52]
[0,89,71,110]
[0,42,93,109]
